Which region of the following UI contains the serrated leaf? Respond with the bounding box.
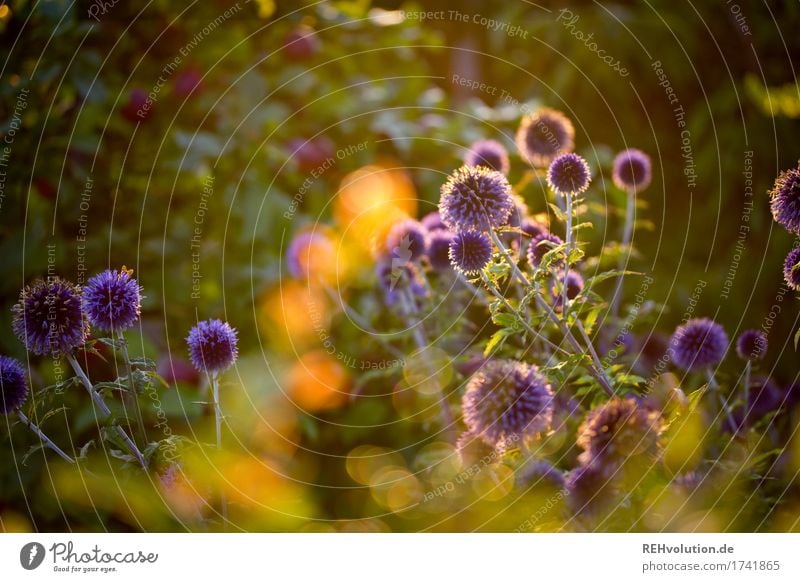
[128,357,156,369]
[547,202,566,222]
[585,269,642,288]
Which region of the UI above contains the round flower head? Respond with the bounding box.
[286,231,336,280]
[670,318,728,371]
[527,232,564,269]
[0,355,29,414]
[520,217,546,239]
[576,397,664,464]
[547,153,591,194]
[461,359,554,447]
[12,278,89,356]
[516,108,575,167]
[783,246,800,290]
[612,148,652,193]
[516,459,566,491]
[769,165,800,233]
[550,270,584,309]
[439,165,514,233]
[421,211,446,232]
[736,329,767,361]
[82,268,142,332]
[565,460,617,516]
[376,257,426,306]
[186,319,238,374]
[425,229,455,271]
[464,139,510,174]
[386,218,427,262]
[449,231,493,275]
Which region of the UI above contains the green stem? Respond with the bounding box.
[397,288,455,439]
[479,271,568,356]
[563,192,574,319]
[117,331,148,443]
[611,188,635,318]
[488,229,615,397]
[17,410,75,464]
[211,371,228,525]
[66,353,147,469]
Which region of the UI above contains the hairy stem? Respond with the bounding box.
[479,271,568,356]
[117,330,148,444]
[611,188,635,318]
[17,410,75,464]
[66,353,147,469]
[488,229,615,396]
[211,371,228,524]
[563,192,574,319]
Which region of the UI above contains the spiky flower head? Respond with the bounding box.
[736,329,767,361]
[769,164,800,233]
[520,218,546,239]
[386,219,428,262]
[527,232,564,269]
[547,153,591,194]
[286,230,336,280]
[421,211,446,232]
[576,397,664,464]
[449,231,493,275]
[612,148,652,193]
[439,165,514,233]
[565,460,616,516]
[464,139,510,174]
[515,108,575,167]
[425,229,455,271]
[516,459,566,491]
[375,257,426,306]
[82,268,142,332]
[461,359,554,447]
[783,246,800,290]
[186,319,238,374]
[12,278,89,356]
[0,355,29,414]
[670,318,728,371]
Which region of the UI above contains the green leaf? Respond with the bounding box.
[484,329,511,356]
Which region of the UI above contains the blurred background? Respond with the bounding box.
[1,0,800,532]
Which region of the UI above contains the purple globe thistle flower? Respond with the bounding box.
[449,231,493,275]
[386,218,428,262]
[0,355,29,414]
[550,270,584,310]
[576,397,664,464]
[565,459,616,516]
[376,257,426,306]
[464,139,510,174]
[520,218,546,239]
[515,108,575,167]
[439,165,514,233]
[736,329,767,361]
[769,165,800,234]
[421,211,446,232]
[527,232,564,269]
[670,318,728,371]
[82,268,142,332]
[516,459,566,491]
[461,359,554,447]
[186,319,238,374]
[425,229,455,271]
[12,278,89,356]
[612,148,652,193]
[726,376,783,433]
[547,153,591,194]
[782,246,800,290]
